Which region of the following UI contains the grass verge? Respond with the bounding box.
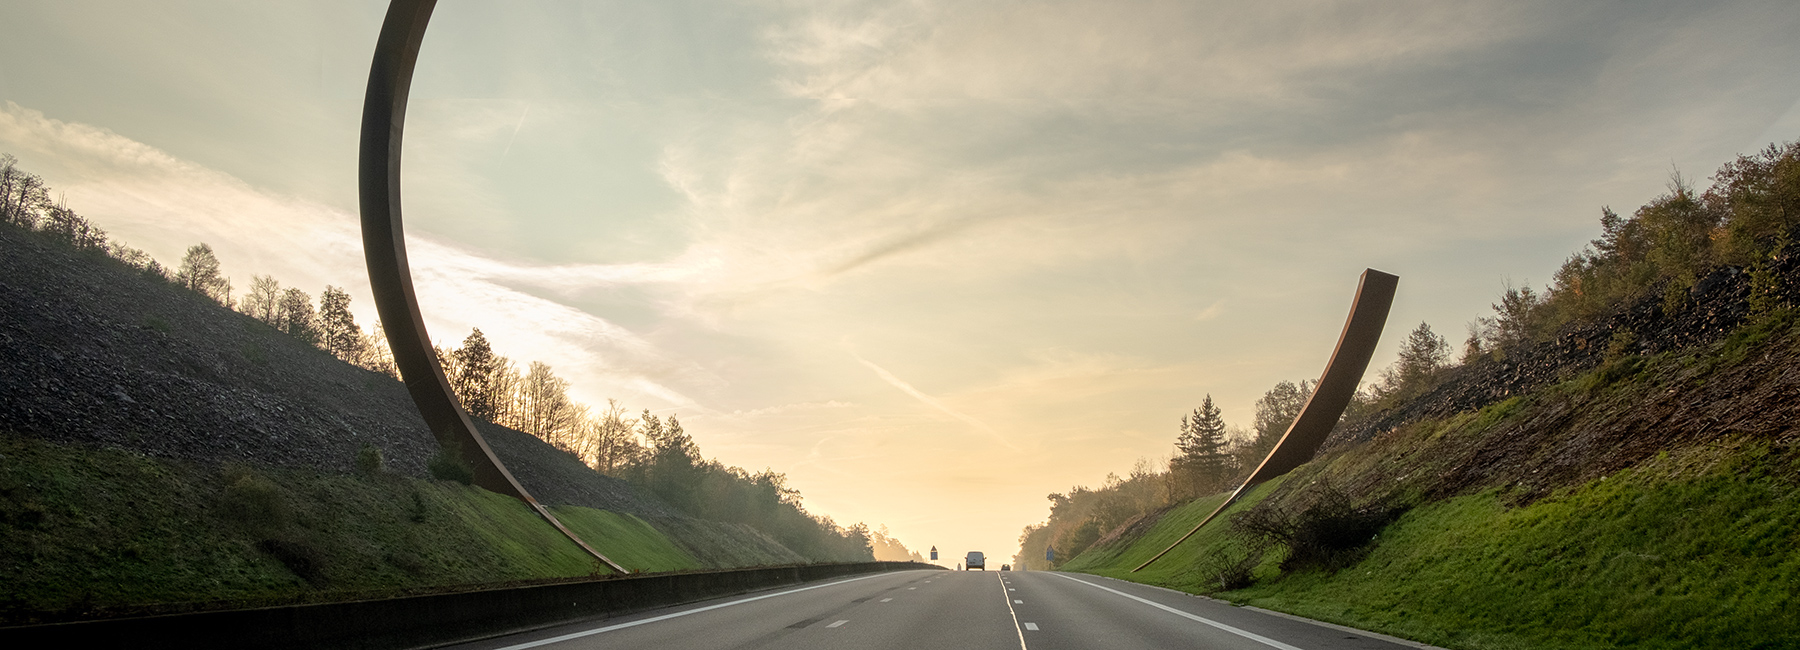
[0,435,695,625]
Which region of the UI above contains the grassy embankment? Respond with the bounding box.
[0,436,701,625]
[1062,317,1800,649]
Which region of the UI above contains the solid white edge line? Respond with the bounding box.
[491,573,888,650]
[999,573,1029,650]
[1048,574,1306,650]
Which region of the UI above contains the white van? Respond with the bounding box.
[965,551,985,570]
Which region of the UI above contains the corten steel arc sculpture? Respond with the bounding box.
[359,0,626,573]
[1134,269,1397,572]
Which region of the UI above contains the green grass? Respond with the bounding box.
[550,506,700,573]
[1068,443,1800,650]
[0,435,701,624]
[1062,480,1289,591]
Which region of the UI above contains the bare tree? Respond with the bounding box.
[589,399,644,474]
[0,156,48,229]
[278,288,317,343]
[241,275,282,325]
[517,361,581,449]
[175,243,233,306]
[361,321,399,379]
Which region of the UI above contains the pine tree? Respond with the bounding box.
[1385,321,1450,396]
[451,328,500,420]
[317,285,366,363]
[1170,395,1231,498]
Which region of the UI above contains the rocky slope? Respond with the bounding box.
[0,223,804,565]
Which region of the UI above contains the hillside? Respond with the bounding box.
[0,220,817,623]
[1037,145,1800,649]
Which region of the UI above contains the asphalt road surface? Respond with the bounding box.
[446,570,1437,650]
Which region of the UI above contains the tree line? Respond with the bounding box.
[2,153,398,377]
[1015,138,1799,570]
[436,328,882,562]
[3,152,887,564]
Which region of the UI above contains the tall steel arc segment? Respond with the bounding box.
[1134,269,1397,572]
[358,0,626,574]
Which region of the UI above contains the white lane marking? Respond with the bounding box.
[1014,599,1024,604]
[1049,574,1304,650]
[1024,623,1040,631]
[491,573,889,650]
[1009,588,1017,591]
[999,573,1029,650]
[908,587,917,590]
[880,598,894,602]
[827,620,849,628]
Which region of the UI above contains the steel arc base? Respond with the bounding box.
[358,0,625,574]
[1133,268,1397,572]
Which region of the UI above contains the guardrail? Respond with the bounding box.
[0,561,942,649]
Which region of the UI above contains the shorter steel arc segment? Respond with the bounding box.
[1133,269,1397,572]
[358,0,625,574]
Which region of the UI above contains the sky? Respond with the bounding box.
[4,0,1799,565]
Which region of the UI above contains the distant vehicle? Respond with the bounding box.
[1001,564,1011,571]
[966,551,985,570]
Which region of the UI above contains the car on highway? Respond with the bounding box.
[966,551,985,570]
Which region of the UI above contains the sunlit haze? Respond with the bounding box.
[4,0,1798,564]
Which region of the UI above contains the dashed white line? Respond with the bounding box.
[998,573,1029,650]
[1009,588,1017,591]
[908,587,917,590]
[827,620,849,628]
[1014,599,1024,604]
[1024,623,1040,631]
[880,598,894,602]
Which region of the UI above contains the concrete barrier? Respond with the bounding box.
[0,561,942,649]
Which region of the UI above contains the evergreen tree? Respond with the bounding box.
[317,285,366,363]
[451,328,500,420]
[1387,321,1450,395]
[1170,395,1231,497]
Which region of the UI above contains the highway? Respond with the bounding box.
[446,569,1435,650]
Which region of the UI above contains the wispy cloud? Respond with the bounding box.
[0,101,700,410]
[849,351,1011,449]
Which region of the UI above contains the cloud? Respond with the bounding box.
[849,351,1012,449]
[0,101,700,410]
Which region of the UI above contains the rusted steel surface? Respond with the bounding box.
[358,0,625,573]
[1133,269,1397,572]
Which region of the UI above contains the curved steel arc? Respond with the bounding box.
[359,0,626,574]
[1133,269,1397,572]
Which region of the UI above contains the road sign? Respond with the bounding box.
[929,546,938,560]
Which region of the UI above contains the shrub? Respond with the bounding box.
[218,466,289,535]
[355,444,384,475]
[1231,482,1399,573]
[428,444,473,485]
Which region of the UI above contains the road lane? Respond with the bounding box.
[446,569,1437,650]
